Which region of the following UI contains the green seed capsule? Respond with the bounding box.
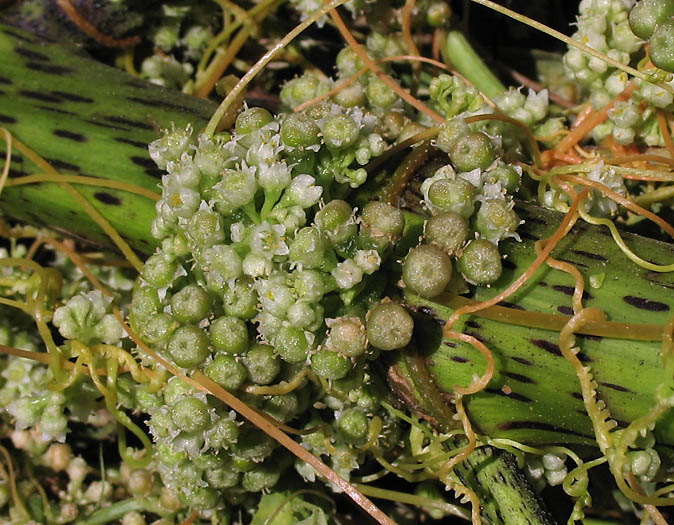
[485,165,521,193]
[360,201,405,251]
[457,239,503,285]
[336,408,369,445]
[167,325,210,368]
[332,82,367,108]
[232,427,276,462]
[424,212,469,253]
[475,199,520,242]
[315,200,357,245]
[170,284,212,324]
[426,1,451,27]
[427,178,476,219]
[210,316,249,354]
[263,393,300,423]
[187,209,224,247]
[206,418,240,449]
[366,76,399,108]
[322,114,360,150]
[244,344,280,385]
[436,118,470,152]
[223,278,259,320]
[203,244,243,283]
[326,317,367,357]
[310,349,352,380]
[403,244,453,298]
[289,227,328,269]
[335,46,367,78]
[242,463,281,492]
[142,253,177,288]
[366,303,414,350]
[235,107,273,135]
[449,132,496,172]
[379,110,406,140]
[205,355,247,391]
[281,74,325,109]
[187,487,219,510]
[130,285,161,320]
[171,397,210,433]
[275,326,312,364]
[206,463,240,489]
[142,313,179,343]
[280,113,321,148]
[629,0,674,39]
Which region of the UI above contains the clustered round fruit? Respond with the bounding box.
[401,117,523,296]
[125,102,429,506]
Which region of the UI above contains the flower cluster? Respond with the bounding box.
[127,105,425,504]
[563,0,674,146]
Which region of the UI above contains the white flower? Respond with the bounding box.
[258,161,292,192]
[332,259,363,289]
[354,250,381,274]
[286,174,323,208]
[243,253,272,278]
[249,222,289,258]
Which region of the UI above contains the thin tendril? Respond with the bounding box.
[4,174,160,201]
[328,5,444,123]
[204,0,350,136]
[55,0,140,47]
[4,134,144,272]
[0,128,12,199]
[467,0,672,94]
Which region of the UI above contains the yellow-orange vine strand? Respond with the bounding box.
[114,308,395,525]
[293,55,450,114]
[1,133,145,273]
[443,188,590,393]
[327,4,444,123]
[56,0,141,47]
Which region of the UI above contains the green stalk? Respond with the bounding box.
[0,23,216,254]
[394,201,674,457]
[390,350,555,524]
[442,29,506,100]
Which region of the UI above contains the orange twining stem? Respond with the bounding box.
[116,309,395,525]
[570,103,592,130]
[441,188,589,404]
[432,28,443,67]
[443,331,495,395]
[56,0,140,48]
[554,82,638,154]
[443,187,590,340]
[541,148,584,168]
[602,135,641,158]
[181,510,199,525]
[328,6,444,123]
[558,173,674,239]
[536,240,585,315]
[402,0,420,56]
[657,110,674,160]
[294,55,450,113]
